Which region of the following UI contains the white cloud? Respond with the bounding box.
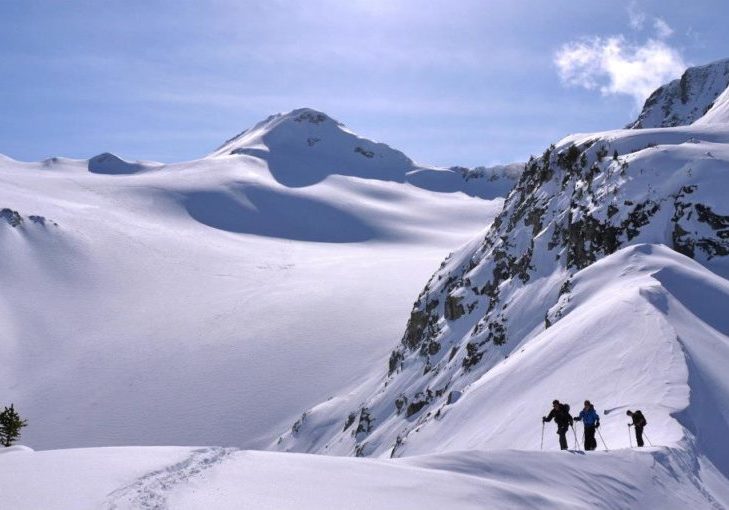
[653,18,674,39]
[627,3,674,40]
[627,1,646,30]
[555,36,687,105]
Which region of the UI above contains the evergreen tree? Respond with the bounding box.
[0,404,28,447]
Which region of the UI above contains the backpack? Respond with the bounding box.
[557,403,571,422]
[635,410,647,426]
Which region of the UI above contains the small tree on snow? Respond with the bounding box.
[0,404,28,447]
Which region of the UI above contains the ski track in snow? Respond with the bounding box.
[105,447,236,510]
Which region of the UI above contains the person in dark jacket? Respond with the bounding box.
[574,400,600,451]
[543,399,573,450]
[627,410,647,447]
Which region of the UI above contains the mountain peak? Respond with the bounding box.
[210,108,346,157]
[628,57,729,129]
[208,108,415,187]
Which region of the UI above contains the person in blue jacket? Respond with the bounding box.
[574,400,600,450]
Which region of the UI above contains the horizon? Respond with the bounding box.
[2,1,728,167]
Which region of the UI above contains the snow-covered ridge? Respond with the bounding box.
[206,107,522,195]
[1,107,523,198]
[274,115,729,499]
[628,57,729,129]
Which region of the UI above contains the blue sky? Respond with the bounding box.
[1,0,728,167]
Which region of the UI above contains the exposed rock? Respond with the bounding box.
[461,342,484,371]
[446,390,462,405]
[343,412,357,432]
[354,147,375,158]
[354,408,373,439]
[405,399,428,418]
[444,293,465,321]
[628,58,729,128]
[291,412,307,435]
[0,208,23,227]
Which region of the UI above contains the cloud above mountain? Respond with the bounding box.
[554,7,686,105]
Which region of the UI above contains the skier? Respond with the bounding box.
[574,400,600,451]
[627,410,647,447]
[543,399,573,450]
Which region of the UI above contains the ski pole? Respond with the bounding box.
[541,422,545,451]
[597,427,609,451]
[643,430,653,447]
[571,424,581,450]
[628,424,633,448]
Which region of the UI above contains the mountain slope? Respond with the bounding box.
[628,58,729,128]
[695,83,729,125]
[273,114,729,507]
[0,111,513,450]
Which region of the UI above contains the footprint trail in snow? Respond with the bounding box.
[105,447,236,509]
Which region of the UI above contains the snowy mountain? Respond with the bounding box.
[5,64,729,507]
[208,107,520,198]
[628,57,729,128]
[0,109,516,451]
[271,77,729,506]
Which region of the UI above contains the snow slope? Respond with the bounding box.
[2,442,726,510]
[276,119,729,457]
[629,58,729,129]
[0,109,513,450]
[272,98,729,506]
[695,83,729,126]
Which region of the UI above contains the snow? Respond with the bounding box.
[0,109,510,451]
[695,83,729,126]
[275,117,729,459]
[1,443,725,509]
[628,58,729,129]
[208,108,521,198]
[265,92,729,506]
[87,153,162,175]
[3,65,729,507]
[0,446,192,509]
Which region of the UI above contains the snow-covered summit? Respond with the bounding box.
[208,108,415,187]
[87,152,159,174]
[213,108,358,154]
[208,107,522,193]
[628,57,729,129]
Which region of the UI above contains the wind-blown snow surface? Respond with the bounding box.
[0,109,511,450]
